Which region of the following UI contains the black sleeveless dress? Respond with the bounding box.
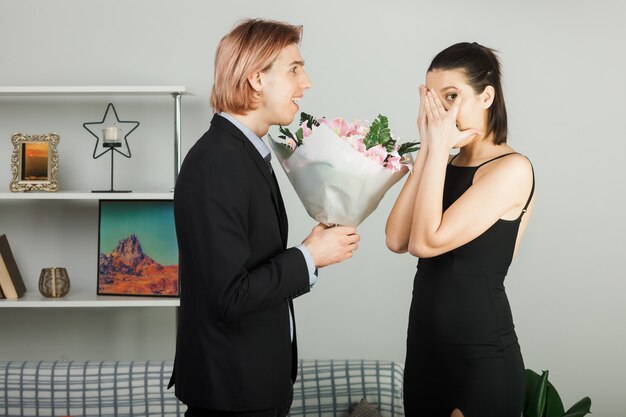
[403,153,534,417]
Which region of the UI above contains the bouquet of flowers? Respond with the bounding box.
[269,112,418,227]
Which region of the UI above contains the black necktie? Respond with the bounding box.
[264,153,273,173]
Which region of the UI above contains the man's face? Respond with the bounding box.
[258,43,312,126]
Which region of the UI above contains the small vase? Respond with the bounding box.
[39,267,70,298]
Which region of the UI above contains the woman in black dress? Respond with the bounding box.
[386,43,535,417]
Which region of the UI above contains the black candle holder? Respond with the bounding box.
[83,103,139,192]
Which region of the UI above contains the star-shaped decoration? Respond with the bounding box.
[83,103,140,159]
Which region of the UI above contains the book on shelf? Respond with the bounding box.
[0,234,26,299]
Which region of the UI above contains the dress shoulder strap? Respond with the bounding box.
[474,152,535,220]
[520,158,535,218]
[448,153,460,165]
[475,152,518,168]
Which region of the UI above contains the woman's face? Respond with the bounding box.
[425,68,490,137]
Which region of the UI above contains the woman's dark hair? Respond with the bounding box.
[428,42,507,145]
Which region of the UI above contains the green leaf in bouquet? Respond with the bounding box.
[295,128,304,145]
[300,112,319,129]
[279,126,294,141]
[382,137,397,153]
[269,134,296,160]
[364,114,391,150]
[398,141,420,156]
[277,126,301,149]
[562,397,592,417]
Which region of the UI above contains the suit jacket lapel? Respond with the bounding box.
[242,144,288,245]
[272,171,288,246]
[210,115,287,246]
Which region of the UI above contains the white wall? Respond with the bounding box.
[1,0,625,414]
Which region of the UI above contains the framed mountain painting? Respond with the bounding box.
[97,200,179,297]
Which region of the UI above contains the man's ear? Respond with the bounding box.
[480,85,495,109]
[247,71,263,94]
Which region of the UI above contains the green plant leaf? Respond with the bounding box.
[544,384,565,417]
[526,370,549,417]
[524,369,566,417]
[524,369,591,417]
[524,369,542,417]
[562,397,592,417]
[561,412,591,417]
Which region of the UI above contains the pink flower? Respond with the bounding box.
[320,117,354,138]
[278,113,416,173]
[318,117,333,131]
[385,156,403,172]
[343,121,363,137]
[357,125,369,137]
[347,137,366,153]
[366,145,388,165]
[286,137,297,151]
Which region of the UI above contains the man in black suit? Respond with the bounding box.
[169,19,360,417]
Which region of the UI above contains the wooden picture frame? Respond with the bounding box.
[9,132,60,192]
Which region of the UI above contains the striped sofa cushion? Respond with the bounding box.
[290,360,404,417]
[0,360,403,417]
[0,361,183,417]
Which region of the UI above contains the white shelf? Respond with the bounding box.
[0,84,185,193]
[0,86,187,95]
[0,192,174,200]
[0,292,179,308]
[1,86,183,312]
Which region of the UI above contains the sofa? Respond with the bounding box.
[0,360,404,417]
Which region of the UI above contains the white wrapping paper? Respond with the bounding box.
[269,123,411,227]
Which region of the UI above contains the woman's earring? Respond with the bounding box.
[256,91,262,97]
